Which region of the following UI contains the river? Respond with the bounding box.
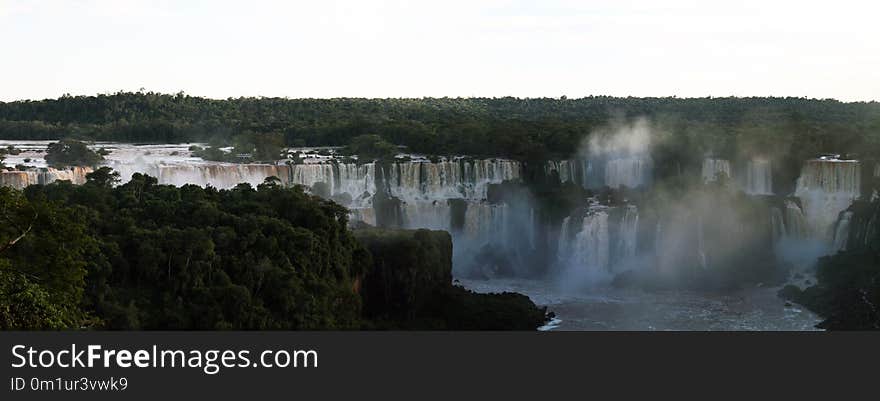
[460,278,821,331]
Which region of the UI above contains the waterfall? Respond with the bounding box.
[693,216,704,269]
[617,205,639,260]
[290,163,375,203]
[605,158,648,189]
[0,167,92,189]
[794,159,860,241]
[783,200,809,239]
[831,211,854,252]
[558,216,572,258]
[463,201,508,246]
[744,159,773,195]
[387,159,520,200]
[545,158,646,189]
[401,200,452,231]
[571,209,611,273]
[545,160,576,184]
[702,158,731,183]
[557,204,639,276]
[528,207,536,250]
[544,159,599,188]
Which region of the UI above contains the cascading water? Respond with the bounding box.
[557,202,639,282]
[783,200,809,239]
[385,159,520,200]
[544,158,647,189]
[831,211,854,252]
[572,210,610,273]
[605,158,648,189]
[0,167,92,189]
[744,159,773,195]
[615,205,639,265]
[794,159,861,242]
[702,158,731,183]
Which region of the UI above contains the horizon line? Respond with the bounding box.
[2,90,879,104]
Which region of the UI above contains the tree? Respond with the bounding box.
[45,139,103,167]
[85,167,121,187]
[344,134,397,161]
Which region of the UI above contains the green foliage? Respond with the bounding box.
[45,139,103,167]
[2,92,879,164]
[355,228,451,321]
[1,180,546,330]
[85,167,121,188]
[193,132,285,163]
[1,176,368,329]
[0,187,93,329]
[343,134,397,161]
[0,263,73,330]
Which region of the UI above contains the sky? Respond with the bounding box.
[1,0,879,102]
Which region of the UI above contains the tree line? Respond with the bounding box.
[2,92,879,164]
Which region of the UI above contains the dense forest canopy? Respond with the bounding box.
[0,170,546,330]
[2,92,880,163]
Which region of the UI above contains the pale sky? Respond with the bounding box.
[2,0,879,101]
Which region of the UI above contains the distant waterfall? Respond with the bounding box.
[557,216,572,258]
[794,159,861,241]
[831,211,854,252]
[0,167,92,189]
[571,210,611,273]
[702,158,731,183]
[544,158,648,189]
[605,158,648,189]
[783,200,809,239]
[106,161,291,189]
[744,159,773,195]
[544,159,599,188]
[401,200,452,231]
[616,205,639,260]
[290,162,376,205]
[463,202,509,246]
[385,159,520,200]
[770,207,786,242]
[557,203,639,278]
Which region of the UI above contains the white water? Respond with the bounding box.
[544,157,648,189]
[557,202,639,283]
[0,166,92,189]
[605,157,648,189]
[702,158,731,183]
[744,159,773,195]
[794,159,860,242]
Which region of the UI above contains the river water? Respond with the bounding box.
[459,278,821,331]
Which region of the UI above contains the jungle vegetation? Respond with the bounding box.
[0,170,545,330]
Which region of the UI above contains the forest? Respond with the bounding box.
[2,92,880,164]
[0,170,546,330]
